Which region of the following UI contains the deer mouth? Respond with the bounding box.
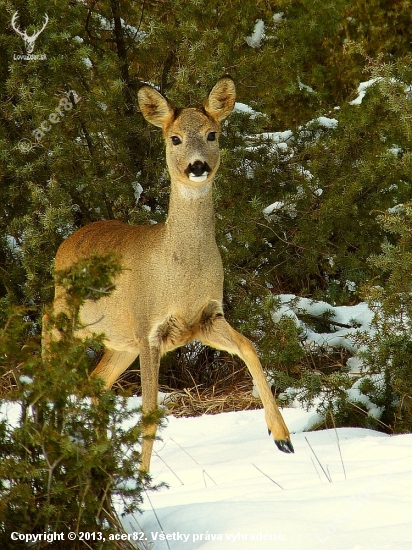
[188,172,208,183]
[186,161,211,183]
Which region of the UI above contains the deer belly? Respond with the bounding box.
[148,300,224,356]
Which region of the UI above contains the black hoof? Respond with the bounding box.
[275,439,294,454]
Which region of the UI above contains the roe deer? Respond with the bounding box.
[43,77,294,472]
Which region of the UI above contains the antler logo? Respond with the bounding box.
[11,11,49,54]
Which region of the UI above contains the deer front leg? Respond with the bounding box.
[41,312,58,362]
[91,344,159,472]
[199,316,294,453]
[139,343,161,473]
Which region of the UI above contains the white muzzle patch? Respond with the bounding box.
[188,172,208,183]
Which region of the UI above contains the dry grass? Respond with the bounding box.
[112,344,264,417]
[113,357,264,418]
[160,380,263,417]
[0,363,22,399]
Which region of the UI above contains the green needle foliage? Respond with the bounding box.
[359,203,412,433]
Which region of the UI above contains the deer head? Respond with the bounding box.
[138,77,236,188]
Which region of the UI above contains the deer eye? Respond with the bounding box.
[207,132,216,142]
[171,136,182,145]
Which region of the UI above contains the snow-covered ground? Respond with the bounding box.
[122,405,412,550]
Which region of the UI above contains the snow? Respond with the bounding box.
[0,401,22,429]
[349,77,411,105]
[6,234,20,255]
[346,356,363,374]
[132,179,144,203]
[272,295,374,353]
[349,78,383,105]
[121,407,412,549]
[347,376,384,420]
[245,20,265,48]
[298,79,314,94]
[315,116,338,129]
[388,145,402,156]
[246,130,293,161]
[19,375,33,385]
[297,166,314,180]
[263,201,285,215]
[260,130,293,143]
[233,103,262,119]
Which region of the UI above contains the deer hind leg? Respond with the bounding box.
[92,349,139,389]
[198,315,294,453]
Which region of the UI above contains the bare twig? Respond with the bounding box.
[330,411,347,480]
[305,436,332,483]
[310,454,323,483]
[152,449,184,486]
[76,481,90,533]
[349,402,391,430]
[41,444,64,506]
[169,437,217,486]
[251,463,284,490]
[145,489,170,550]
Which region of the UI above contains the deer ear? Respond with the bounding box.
[204,76,236,122]
[138,85,175,128]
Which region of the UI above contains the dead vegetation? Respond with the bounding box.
[0,363,23,399]
[159,381,263,417]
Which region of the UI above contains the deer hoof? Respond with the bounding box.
[275,439,294,454]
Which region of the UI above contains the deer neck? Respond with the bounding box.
[165,179,216,245]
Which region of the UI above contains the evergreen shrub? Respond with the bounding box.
[0,255,156,549]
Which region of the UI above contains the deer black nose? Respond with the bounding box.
[188,160,210,176]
